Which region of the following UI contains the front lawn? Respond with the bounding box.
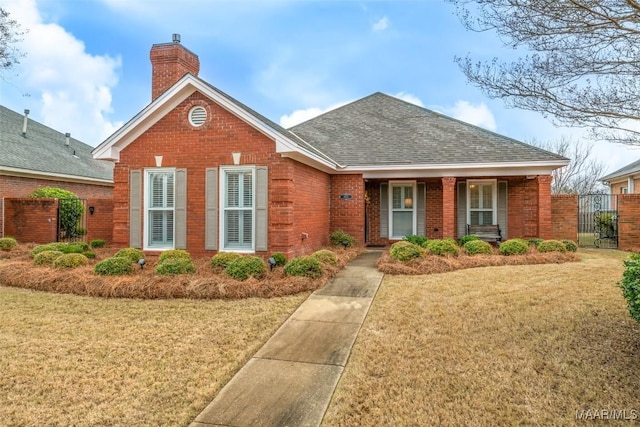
[323,249,640,426]
[0,287,306,426]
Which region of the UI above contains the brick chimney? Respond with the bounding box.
[150,34,200,100]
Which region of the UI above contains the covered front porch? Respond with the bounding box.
[363,175,553,246]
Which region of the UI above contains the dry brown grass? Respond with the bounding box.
[0,286,307,426]
[378,249,580,275]
[323,249,640,426]
[0,244,361,299]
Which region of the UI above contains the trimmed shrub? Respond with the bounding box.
[30,187,84,239]
[225,256,267,281]
[0,237,17,251]
[53,253,89,269]
[330,230,356,247]
[271,252,287,266]
[620,253,640,324]
[312,249,338,265]
[156,258,196,275]
[90,239,106,248]
[82,251,96,259]
[211,252,242,270]
[459,234,481,247]
[68,241,90,252]
[403,234,429,247]
[30,243,69,258]
[464,240,493,256]
[499,239,529,256]
[114,248,145,263]
[158,249,191,263]
[528,238,544,248]
[284,256,323,279]
[390,241,425,262]
[34,250,64,266]
[537,240,567,253]
[426,239,460,257]
[95,256,134,276]
[562,240,578,252]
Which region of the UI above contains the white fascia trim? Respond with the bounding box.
[93,75,338,171]
[0,166,114,186]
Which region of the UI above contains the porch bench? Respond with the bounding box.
[467,224,502,243]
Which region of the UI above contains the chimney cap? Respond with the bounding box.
[24,109,30,115]
[172,33,180,43]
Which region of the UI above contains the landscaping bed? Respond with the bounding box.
[0,242,361,299]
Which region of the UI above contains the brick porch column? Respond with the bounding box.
[442,177,456,238]
[537,175,553,239]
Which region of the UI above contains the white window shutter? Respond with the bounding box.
[130,169,142,248]
[380,183,388,238]
[255,166,268,251]
[498,181,508,240]
[205,168,218,250]
[174,168,187,249]
[417,183,425,236]
[457,181,467,238]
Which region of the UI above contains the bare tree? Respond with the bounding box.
[0,7,25,76]
[447,0,640,145]
[530,137,607,194]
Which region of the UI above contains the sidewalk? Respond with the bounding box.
[190,250,384,427]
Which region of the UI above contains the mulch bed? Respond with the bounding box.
[0,244,362,299]
[377,250,581,275]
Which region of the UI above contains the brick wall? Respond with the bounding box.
[330,174,365,245]
[86,198,113,244]
[150,41,200,100]
[426,180,444,239]
[551,194,578,241]
[618,194,640,251]
[3,198,58,243]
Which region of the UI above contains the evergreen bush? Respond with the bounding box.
[403,234,429,247]
[225,256,267,281]
[0,237,17,251]
[459,234,481,247]
[53,253,89,269]
[33,250,64,266]
[426,239,460,257]
[330,230,356,247]
[620,253,640,324]
[499,239,529,256]
[562,240,578,252]
[389,241,425,261]
[158,249,191,263]
[463,240,493,256]
[114,248,145,263]
[95,256,134,276]
[284,256,323,279]
[90,239,106,248]
[312,249,338,265]
[156,258,196,275]
[211,252,242,269]
[271,252,287,266]
[537,240,567,253]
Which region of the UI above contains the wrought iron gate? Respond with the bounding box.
[577,194,618,248]
[57,198,88,242]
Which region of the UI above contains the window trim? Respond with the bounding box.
[219,166,256,253]
[466,179,497,226]
[388,180,417,239]
[143,168,176,251]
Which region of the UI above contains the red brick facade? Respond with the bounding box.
[615,194,640,251]
[550,195,579,241]
[330,175,365,245]
[150,41,200,101]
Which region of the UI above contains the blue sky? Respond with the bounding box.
[2,0,638,174]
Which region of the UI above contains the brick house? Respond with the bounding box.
[1,105,114,240]
[92,37,568,258]
[601,159,640,194]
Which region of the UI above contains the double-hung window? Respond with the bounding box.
[222,167,255,251]
[390,181,416,238]
[468,180,497,226]
[146,169,175,249]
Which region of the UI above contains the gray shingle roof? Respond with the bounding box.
[289,92,567,166]
[600,158,640,182]
[1,105,113,182]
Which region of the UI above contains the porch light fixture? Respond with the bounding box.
[404,198,413,208]
[88,206,95,215]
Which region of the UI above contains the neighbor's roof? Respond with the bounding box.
[1,105,113,183]
[289,92,568,167]
[600,158,640,182]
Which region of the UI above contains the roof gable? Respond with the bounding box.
[289,92,568,170]
[0,105,113,183]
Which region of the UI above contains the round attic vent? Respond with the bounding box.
[189,106,207,127]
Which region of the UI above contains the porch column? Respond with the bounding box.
[537,175,553,239]
[442,177,456,238]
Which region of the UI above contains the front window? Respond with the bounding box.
[390,182,416,238]
[468,180,497,225]
[222,168,255,251]
[146,169,174,249]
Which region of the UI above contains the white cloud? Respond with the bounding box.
[447,101,497,131]
[280,101,350,128]
[3,0,123,145]
[373,16,389,31]
[394,92,424,107]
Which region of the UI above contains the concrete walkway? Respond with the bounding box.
[190,251,384,427]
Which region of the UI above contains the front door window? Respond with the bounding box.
[468,181,496,225]
[390,183,415,238]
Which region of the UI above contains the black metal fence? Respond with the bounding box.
[57,198,88,242]
[577,194,618,248]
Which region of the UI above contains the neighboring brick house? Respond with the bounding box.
[92,37,568,258]
[601,159,640,194]
[1,105,114,239]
